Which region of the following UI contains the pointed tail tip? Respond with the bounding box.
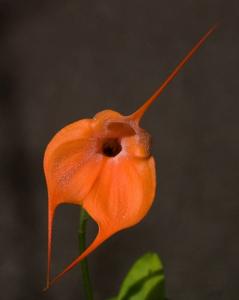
[128,21,220,123]
[42,284,50,293]
[42,278,51,292]
[209,22,220,35]
[213,21,221,29]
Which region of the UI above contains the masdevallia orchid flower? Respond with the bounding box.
[44,25,217,289]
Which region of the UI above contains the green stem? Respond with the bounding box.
[78,207,94,300]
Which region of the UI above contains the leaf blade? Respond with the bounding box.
[117,252,165,300]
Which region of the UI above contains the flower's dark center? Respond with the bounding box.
[102,138,122,157]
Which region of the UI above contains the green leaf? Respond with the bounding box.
[108,252,165,300]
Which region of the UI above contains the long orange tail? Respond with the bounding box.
[44,228,108,290]
[130,23,218,123]
[46,201,57,289]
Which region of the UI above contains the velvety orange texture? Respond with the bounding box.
[44,24,217,289]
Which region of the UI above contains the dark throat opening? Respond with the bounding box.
[102,138,122,157]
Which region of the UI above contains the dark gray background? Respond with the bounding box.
[1,1,238,299]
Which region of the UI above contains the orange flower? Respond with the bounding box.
[44,25,217,289]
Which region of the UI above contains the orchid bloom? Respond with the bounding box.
[44,25,217,289]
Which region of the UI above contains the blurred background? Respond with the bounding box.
[0,0,239,299]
